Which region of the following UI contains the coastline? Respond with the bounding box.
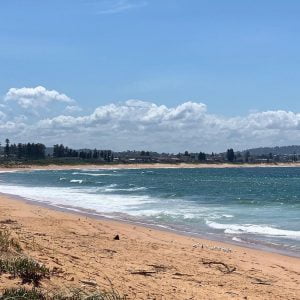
[0,194,299,299]
[1,161,300,172]
[2,191,298,259]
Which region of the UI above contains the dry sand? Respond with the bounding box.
[1,162,300,172]
[0,194,299,299]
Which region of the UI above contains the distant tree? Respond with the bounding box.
[226,148,235,162]
[184,151,189,156]
[4,138,10,157]
[93,149,98,159]
[198,152,206,161]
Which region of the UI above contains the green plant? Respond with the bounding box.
[0,287,46,299]
[0,288,126,300]
[0,257,49,286]
[0,230,21,253]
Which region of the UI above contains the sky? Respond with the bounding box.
[0,0,300,152]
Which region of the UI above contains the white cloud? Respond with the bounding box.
[0,110,6,120]
[5,86,74,109]
[1,89,300,152]
[64,105,83,113]
[96,0,147,14]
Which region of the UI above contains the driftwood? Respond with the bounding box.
[202,259,236,274]
[251,278,272,285]
[130,270,157,276]
[173,272,193,277]
[80,280,98,286]
[147,264,167,271]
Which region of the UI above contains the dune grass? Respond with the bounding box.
[0,257,50,286]
[0,229,21,253]
[0,227,125,299]
[0,287,126,300]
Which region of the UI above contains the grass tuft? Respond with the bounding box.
[0,287,46,299]
[0,230,22,253]
[0,288,126,300]
[0,257,50,286]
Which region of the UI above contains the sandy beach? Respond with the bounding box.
[1,162,300,172]
[0,194,299,299]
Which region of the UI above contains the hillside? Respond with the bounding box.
[244,145,300,156]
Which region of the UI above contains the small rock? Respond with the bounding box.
[114,234,120,240]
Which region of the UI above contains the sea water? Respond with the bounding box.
[0,167,299,256]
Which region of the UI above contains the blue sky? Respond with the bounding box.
[0,0,300,151]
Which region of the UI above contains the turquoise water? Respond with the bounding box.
[0,167,299,256]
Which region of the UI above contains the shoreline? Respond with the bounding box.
[1,161,300,172]
[0,193,299,299]
[1,192,299,259]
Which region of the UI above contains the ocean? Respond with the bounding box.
[0,167,299,256]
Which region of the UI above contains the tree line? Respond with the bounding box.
[53,144,114,162]
[1,140,114,162]
[2,139,46,160]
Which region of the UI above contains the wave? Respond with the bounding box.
[70,179,83,184]
[0,184,156,214]
[104,187,147,192]
[72,172,117,177]
[206,221,300,239]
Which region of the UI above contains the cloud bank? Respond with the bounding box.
[1,86,300,152]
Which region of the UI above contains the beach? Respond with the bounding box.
[0,194,299,299]
[1,162,300,172]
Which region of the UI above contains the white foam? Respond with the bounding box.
[104,186,147,192]
[72,172,117,177]
[0,184,156,214]
[70,179,83,184]
[206,221,300,240]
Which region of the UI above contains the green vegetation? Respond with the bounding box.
[0,229,21,253]
[226,148,235,162]
[0,287,45,299]
[0,226,125,299]
[0,288,126,300]
[0,257,50,286]
[3,139,46,160]
[2,138,298,167]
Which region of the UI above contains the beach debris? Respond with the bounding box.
[250,277,272,285]
[0,219,17,225]
[80,279,98,286]
[193,243,232,253]
[103,248,117,254]
[130,270,157,276]
[130,264,167,276]
[147,264,167,272]
[202,259,236,274]
[114,234,120,240]
[173,272,193,277]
